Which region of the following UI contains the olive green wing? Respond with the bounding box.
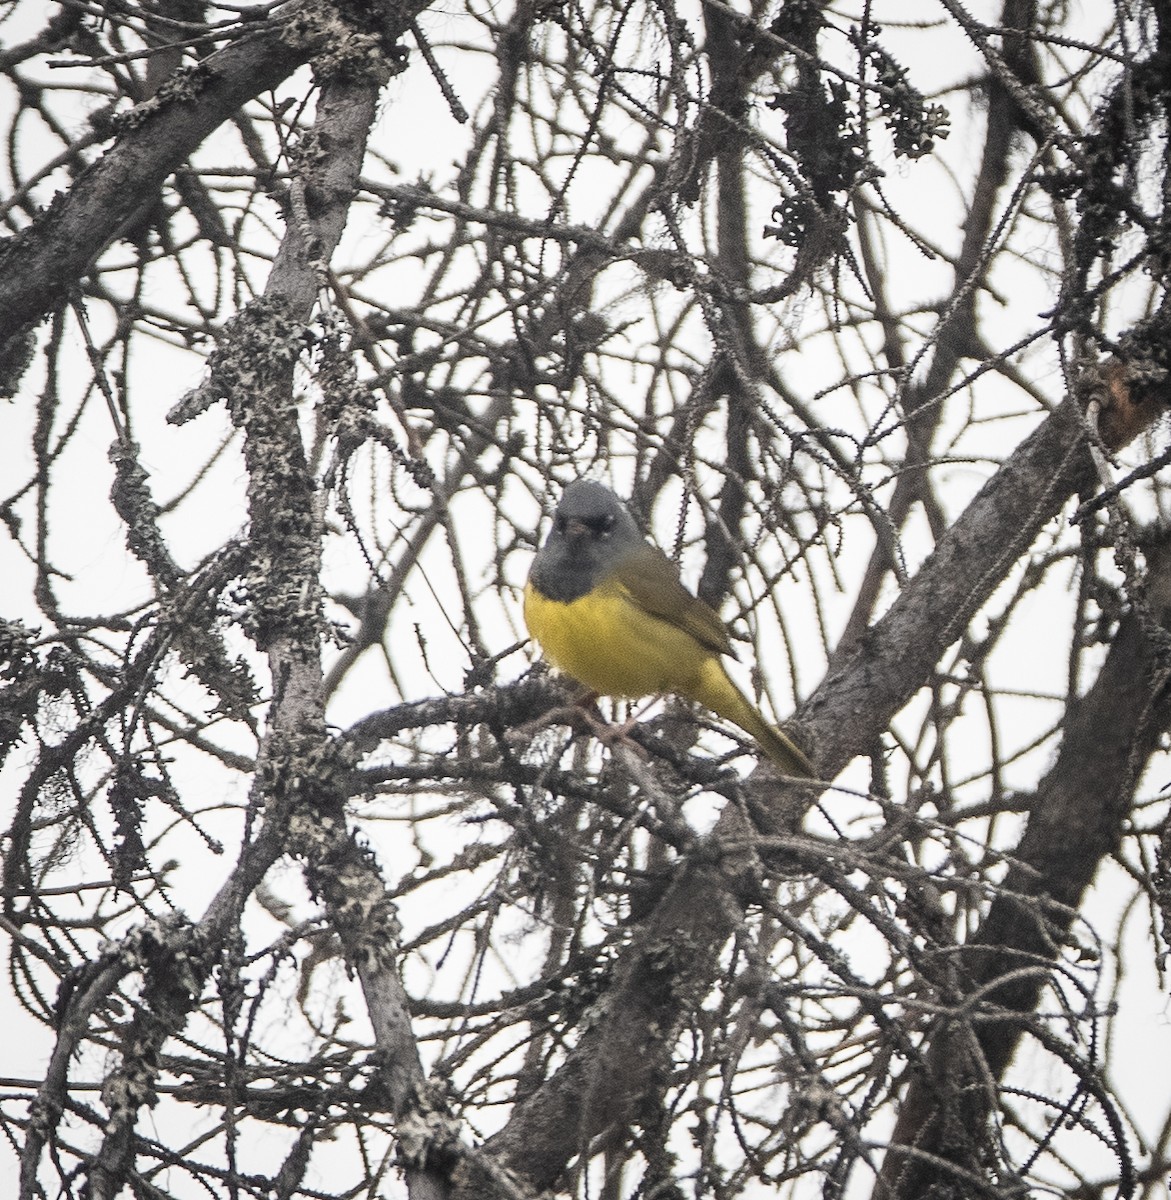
[609,542,733,657]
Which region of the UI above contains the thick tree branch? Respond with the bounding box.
[803,346,1171,775]
[210,65,452,1200]
[0,1,425,361]
[876,546,1171,1198]
[68,40,455,1200]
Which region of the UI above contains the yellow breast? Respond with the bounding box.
[523,577,712,698]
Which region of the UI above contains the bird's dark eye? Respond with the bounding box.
[593,515,615,537]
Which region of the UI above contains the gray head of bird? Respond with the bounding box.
[529,480,645,602]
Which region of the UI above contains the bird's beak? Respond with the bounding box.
[564,518,592,538]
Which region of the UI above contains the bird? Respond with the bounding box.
[523,480,813,776]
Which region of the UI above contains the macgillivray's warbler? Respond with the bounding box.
[523,480,813,776]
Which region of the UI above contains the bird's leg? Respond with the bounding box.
[511,690,600,742]
[589,705,642,748]
[514,692,649,758]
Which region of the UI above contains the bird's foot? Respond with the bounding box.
[514,694,648,758]
[589,712,648,758]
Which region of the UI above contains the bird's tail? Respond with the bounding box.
[695,660,814,777]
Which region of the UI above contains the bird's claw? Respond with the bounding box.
[513,696,649,759]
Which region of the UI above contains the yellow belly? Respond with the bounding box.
[523,576,813,775]
[523,578,711,698]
